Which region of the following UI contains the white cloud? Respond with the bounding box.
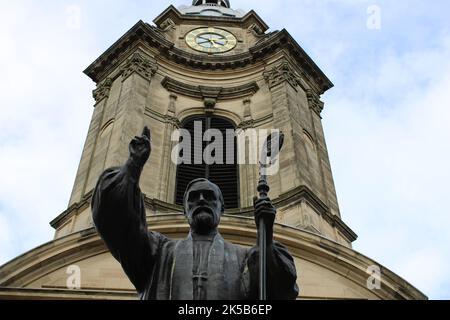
[396,248,449,299]
[0,1,95,262]
[1,0,449,300]
[324,33,450,299]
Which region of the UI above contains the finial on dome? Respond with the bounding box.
[192,0,230,8]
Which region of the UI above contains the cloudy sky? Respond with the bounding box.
[0,0,449,299]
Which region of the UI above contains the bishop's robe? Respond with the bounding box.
[92,166,299,300]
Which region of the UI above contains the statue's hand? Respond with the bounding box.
[129,126,152,168]
[254,196,276,245]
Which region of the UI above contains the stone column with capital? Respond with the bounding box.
[263,61,306,197]
[70,51,159,204]
[100,52,160,197]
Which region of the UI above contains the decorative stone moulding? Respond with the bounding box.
[93,78,113,103]
[306,89,325,116]
[161,76,259,101]
[121,52,158,82]
[263,61,304,91]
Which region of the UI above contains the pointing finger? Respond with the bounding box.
[142,126,151,140]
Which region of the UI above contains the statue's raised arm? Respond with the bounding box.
[92,126,298,300]
[91,127,167,295]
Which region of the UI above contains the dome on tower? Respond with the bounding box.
[192,0,230,8]
[180,0,244,18]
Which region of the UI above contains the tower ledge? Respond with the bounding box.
[0,215,426,300]
[84,19,333,94]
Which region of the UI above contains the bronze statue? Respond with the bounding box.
[92,127,299,300]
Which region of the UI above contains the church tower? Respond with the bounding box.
[0,1,426,300]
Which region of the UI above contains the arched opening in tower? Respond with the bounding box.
[175,115,239,209]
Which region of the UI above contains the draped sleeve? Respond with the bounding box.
[246,241,299,300]
[91,165,168,294]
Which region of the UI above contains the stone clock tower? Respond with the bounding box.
[0,1,426,300]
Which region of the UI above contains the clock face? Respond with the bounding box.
[186,27,237,54]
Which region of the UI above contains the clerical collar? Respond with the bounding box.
[191,230,218,242]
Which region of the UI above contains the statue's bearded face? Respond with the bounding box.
[184,180,224,235]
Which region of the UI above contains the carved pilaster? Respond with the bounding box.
[160,94,180,202]
[168,94,177,115]
[243,99,252,119]
[307,89,324,116]
[121,52,158,82]
[92,78,113,103]
[264,62,303,91]
[238,99,255,129]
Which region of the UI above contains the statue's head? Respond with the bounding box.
[183,178,225,235]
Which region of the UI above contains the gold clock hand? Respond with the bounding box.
[211,39,225,47]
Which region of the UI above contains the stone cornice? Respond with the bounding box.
[84,21,172,84]
[50,190,93,229]
[51,184,356,243]
[273,185,358,243]
[3,215,427,300]
[0,287,137,300]
[237,113,273,129]
[161,76,259,101]
[237,119,254,130]
[83,21,333,95]
[144,107,182,128]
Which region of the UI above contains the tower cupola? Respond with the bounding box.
[192,0,230,8]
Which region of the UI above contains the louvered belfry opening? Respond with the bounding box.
[175,115,239,209]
